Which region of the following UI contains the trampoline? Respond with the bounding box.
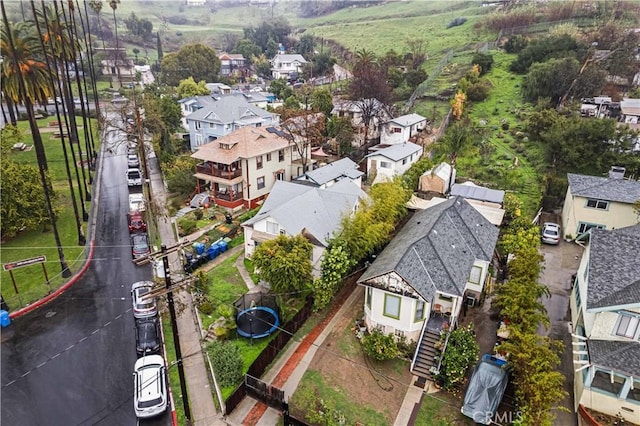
[236,307,280,339]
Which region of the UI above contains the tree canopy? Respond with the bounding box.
[176,77,210,98]
[160,43,220,86]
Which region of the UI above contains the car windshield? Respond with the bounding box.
[139,397,163,408]
[128,171,140,178]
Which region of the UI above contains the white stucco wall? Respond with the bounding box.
[364,286,426,342]
[368,148,423,185]
[561,190,637,237]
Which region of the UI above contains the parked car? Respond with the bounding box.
[127,154,140,168]
[131,233,150,260]
[135,317,161,356]
[133,354,167,419]
[131,280,157,319]
[127,211,147,233]
[129,193,146,212]
[541,222,561,245]
[461,354,509,425]
[126,168,143,187]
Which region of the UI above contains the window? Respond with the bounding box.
[577,222,605,234]
[574,286,582,309]
[195,121,201,130]
[438,294,453,302]
[383,294,401,319]
[615,314,639,339]
[586,199,609,210]
[380,161,392,169]
[392,127,401,133]
[266,221,279,235]
[275,171,285,181]
[415,300,425,322]
[366,287,372,308]
[266,153,272,161]
[209,122,215,128]
[256,156,263,169]
[591,370,625,396]
[402,158,407,165]
[257,176,265,189]
[279,150,285,162]
[468,266,482,284]
[628,380,640,402]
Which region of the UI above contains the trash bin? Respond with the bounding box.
[0,310,10,328]
[218,240,228,253]
[193,242,206,255]
[207,244,220,260]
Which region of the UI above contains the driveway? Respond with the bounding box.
[538,238,584,426]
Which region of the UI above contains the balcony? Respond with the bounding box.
[196,163,242,180]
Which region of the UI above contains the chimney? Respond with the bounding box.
[609,166,626,180]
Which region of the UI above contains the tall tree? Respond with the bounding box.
[160,43,220,86]
[176,76,210,98]
[109,0,121,87]
[1,2,70,276]
[349,49,391,145]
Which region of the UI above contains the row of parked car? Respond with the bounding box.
[126,142,151,261]
[131,280,168,419]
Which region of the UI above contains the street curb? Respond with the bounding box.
[9,241,96,319]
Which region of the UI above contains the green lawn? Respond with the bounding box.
[161,315,187,425]
[1,117,98,310]
[414,392,476,425]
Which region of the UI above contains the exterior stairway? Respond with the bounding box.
[411,328,442,379]
[190,192,210,208]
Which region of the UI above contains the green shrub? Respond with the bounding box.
[361,329,399,362]
[435,325,479,393]
[193,209,204,220]
[179,218,197,235]
[237,207,260,223]
[206,340,243,388]
[199,301,214,315]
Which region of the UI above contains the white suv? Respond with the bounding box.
[133,355,167,418]
[126,168,143,186]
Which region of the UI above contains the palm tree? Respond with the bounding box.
[1,2,70,276]
[31,1,85,246]
[88,0,109,88]
[109,0,121,88]
[435,119,480,193]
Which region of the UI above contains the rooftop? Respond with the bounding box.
[567,173,640,204]
[191,127,291,164]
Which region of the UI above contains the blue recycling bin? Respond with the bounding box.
[193,242,206,255]
[218,240,228,253]
[207,244,220,260]
[0,310,11,328]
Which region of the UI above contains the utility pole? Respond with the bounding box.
[161,244,192,426]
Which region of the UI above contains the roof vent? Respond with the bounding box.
[609,166,626,180]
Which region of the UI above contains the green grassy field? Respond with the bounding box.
[1,117,97,310]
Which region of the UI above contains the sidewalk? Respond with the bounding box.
[145,149,225,426]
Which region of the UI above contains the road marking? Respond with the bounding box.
[36,362,46,369]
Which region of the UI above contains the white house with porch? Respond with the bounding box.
[380,113,427,145]
[570,224,640,425]
[357,196,499,378]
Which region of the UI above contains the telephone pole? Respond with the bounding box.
[161,244,192,425]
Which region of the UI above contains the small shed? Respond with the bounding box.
[418,162,454,195]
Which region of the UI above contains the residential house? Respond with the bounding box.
[191,126,309,210]
[270,53,307,81]
[620,97,640,126]
[218,53,247,78]
[380,113,428,145]
[331,98,392,146]
[183,95,279,151]
[561,168,640,239]
[294,158,364,189]
[358,196,499,378]
[451,182,506,226]
[100,58,135,81]
[205,83,232,95]
[418,162,455,196]
[366,142,423,185]
[571,225,640,425]
[242,179,367,275]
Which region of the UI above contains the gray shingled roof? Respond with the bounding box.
[586,225,640,309]
[567,173,640,204]
[242,179,367,246]
[297,158,363,186]
[588,340,640,377]
[186,96,274,123]
[358,197,499,302]
[366,142,422,162]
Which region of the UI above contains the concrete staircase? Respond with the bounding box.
[411,328,442,378]
[190,192,210,208]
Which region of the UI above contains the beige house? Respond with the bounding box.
[561,169,640,239]
[357,197,499,378]
[570,225,640,424]
[191,126,311,210]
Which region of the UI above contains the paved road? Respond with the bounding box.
[0,114,169,426]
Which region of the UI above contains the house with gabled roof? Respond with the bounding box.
[331,98,392,146]
[294,157,364,189]
[270,53,307,80]
[184,95,279,151]
[358,196,499,378]
[561,168,640,239]
[570,225,640,425]
[366,142,423,185]
[380,113,428,145]
[242,179,367,275]
[218,53,247,78]
[191,126,308,210]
